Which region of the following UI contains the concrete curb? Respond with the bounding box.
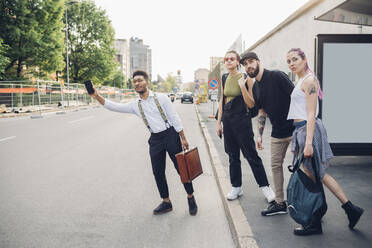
[194,104,259,248]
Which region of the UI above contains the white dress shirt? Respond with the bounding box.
[103,91,183,133]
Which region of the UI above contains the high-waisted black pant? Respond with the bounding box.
[148,127,194,198]
[223,111,269,188]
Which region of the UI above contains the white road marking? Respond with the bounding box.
[68,116,94,124]
[0,136,16,142]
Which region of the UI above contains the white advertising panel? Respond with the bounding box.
[322,43,372,143]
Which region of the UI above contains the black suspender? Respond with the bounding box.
[137,93,170,133]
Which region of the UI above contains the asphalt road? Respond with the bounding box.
[0,101,235,248]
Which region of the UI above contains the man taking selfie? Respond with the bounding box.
[86,70,198,216]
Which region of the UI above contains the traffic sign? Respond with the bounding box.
[208,79,219,90]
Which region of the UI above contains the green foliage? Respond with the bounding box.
[65,0,116,84]
[0,0,65,79]
[160,73,177,92]
[103,69,126,88]
[0,39,10,75]
[148,80,156,91]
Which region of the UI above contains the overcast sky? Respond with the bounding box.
[94,0,309,82]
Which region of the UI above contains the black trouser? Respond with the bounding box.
[148,127,194,199]
[223,110,269,188]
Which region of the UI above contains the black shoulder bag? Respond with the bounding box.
[287,150,328,227]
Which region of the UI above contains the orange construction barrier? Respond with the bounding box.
[0,88,38,93]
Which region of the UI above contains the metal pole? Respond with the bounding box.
[49,84,52,104]
[11,83,13,109]
[65,7,70,107]
[76,84,78,105]
[60,83,64,108]
[57,81,66,114]
[208,90,217,119]
[31,80,43,118]
[212,99,215,116]
[37,81,41,112]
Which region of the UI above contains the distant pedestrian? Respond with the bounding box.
[240,52,294,216]
[216,50,275,202]
[86,70,198,216]
[286,48,364,235]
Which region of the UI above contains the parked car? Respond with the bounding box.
[181,92,193,104]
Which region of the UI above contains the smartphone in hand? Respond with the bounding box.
[84,80,95,95]
[218,132,222,139]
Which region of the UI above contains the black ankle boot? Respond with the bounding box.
[294,221,322,236]
[188,196,198,216]
[342,201,364,229]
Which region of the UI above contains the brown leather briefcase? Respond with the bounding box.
[175,147,203,184]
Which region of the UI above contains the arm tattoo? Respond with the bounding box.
[258,115,266,136]
[308,83,317,95]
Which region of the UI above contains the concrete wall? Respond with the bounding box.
[115,39,130,79]
[194,68,210,83]
[129,37,152,80]
[246,0,372,76]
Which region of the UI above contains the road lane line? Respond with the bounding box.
[0,136,16,142]
[68,116,94,124]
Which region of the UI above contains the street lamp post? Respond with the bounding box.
[65,0,79,107]
[65,7,70,107]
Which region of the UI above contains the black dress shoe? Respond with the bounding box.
[294,223,322,236]
[188,196,198,216]
[153,201,173,215]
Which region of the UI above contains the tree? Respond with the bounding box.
[103,69,126,88]
[162,73,177,92]
[0,39,9,76]
[0,0,65,79]
[65,0,116,84]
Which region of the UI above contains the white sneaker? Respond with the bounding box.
[261,186,275,203]
[227,187,243,201]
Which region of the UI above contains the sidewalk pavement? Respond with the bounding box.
[0,103,95,118]
[196,100,372,248]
